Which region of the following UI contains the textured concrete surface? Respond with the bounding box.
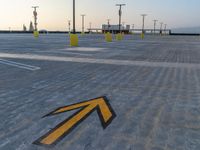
[0,34,200,150]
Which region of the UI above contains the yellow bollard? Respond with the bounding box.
[105,32,112,42]
[116,33,123,41]
[33,31,39,38]
[70,34,78,46]
[141,33,144,39]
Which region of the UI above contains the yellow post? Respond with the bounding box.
[141,33,144,39]
[116,33,123,41]
[34,31,39,38]
[70,34,78,46]
[105,32,112,42]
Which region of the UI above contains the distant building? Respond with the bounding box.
[102,24,130,33]
[23,24,27,31]
[29,21,34,31]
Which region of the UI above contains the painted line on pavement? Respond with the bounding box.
[0,59,40,71]
[34,50,92,56]
[0,52,200,69]
[63,47,106,52]
[33,96,116,146]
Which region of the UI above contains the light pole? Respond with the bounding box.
[107,19,110,33]
[153,20,158,35]
[164,24,167,35]
[32,6,39,31]
[132,24,134,34]
[116,4,126,33]
[68,20,71,34]
[70,0,78,46]
[89,22,92,33]
[81,14,86,34]
[141,14,147,34]
[72,0,76,34]
[160,22,163,35]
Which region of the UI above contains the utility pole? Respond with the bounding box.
[89,22,92,33]
[68,20,71,34]
[141,14,147,34]
[70,0,78,46]
[164,24,167,35]
[153,20,158,35]
[116,4,126,33]
[160,22,163,35]
[32,6,39,31]
[107,19,110,33]
[81,14,86,34]
[132,24,134,34]
[72,0,76,34]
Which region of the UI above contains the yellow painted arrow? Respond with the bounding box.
[33,96,116,146]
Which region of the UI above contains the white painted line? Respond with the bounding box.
[34,50,92,56]
[0,52,200,69]
[0,59,40,71]
[63,47,106,52]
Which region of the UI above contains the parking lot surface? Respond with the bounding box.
[0,34,200,150]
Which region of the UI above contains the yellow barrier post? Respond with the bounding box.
[141,33,144,39]
[34,31,39,38]
[105,32,112,42]
[116,33,123,41]
[70,34,78,46]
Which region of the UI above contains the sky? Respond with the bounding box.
[0,0,200,31]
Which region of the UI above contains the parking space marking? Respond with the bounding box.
[0,59,40,71]
[34,50,92,56]
[1,52,200,69]
[63,47,106,52]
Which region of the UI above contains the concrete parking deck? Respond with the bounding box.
[0,34,200,150]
